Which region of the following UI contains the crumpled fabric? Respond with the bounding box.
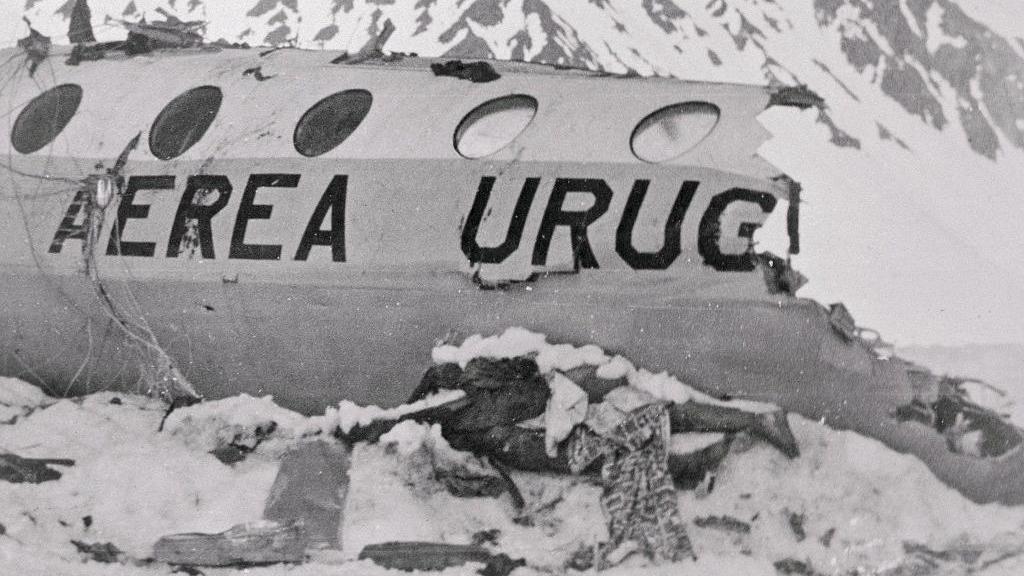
[544,373,588,457]
[567,403,693,564]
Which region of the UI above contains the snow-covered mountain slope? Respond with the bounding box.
[3,0,1023,346]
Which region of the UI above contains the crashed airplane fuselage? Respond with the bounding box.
[1,45,1022,504]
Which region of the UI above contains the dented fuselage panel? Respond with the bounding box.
[1,46,1022,505]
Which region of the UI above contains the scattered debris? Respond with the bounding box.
[263,440,350,548]
[692,515,752,534]
[70,540,124,563]
[893,375,1023,458]
[331,20,398,65]
[17,20,51,76]
[430,60,502,83]
[773,557,819,575]
[470,528,501,546]
[0,453,74,483]
[827,303,858,341]
[153,520,305,567]
[242,66,274,81]
[757,252,808,296]
[358,542,525,576]
[123,10,204,55]
[787,510,806,542]
[437,462,507,499]
[208,445,246,464]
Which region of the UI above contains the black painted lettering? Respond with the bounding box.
[48,188,92,254]
[697,188,777,272]
[166,175,232,259]
[105,176,172,257]
[615,180,698,270]
[294,175,347,262]
[229,174,299,260]
[531,178,612,268]
[461,176,540,264]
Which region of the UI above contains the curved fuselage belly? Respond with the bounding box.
[4,260,1023,504]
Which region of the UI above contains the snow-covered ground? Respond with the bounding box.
[3,330,1024,576]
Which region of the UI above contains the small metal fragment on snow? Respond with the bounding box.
[153,520,306,567]
[358,542,525,576]
[263,441,350,549]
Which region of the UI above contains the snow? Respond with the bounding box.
[0,376,53,422]
[432,326,779,414]
[4,338,1024,575]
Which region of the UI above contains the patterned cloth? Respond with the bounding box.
[567,403,694,564]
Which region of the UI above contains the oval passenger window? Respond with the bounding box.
[454,95,537,159]
[630,102,720,163]
[149,86,223,160]
[11,84,84,154]
[293,89,373,157]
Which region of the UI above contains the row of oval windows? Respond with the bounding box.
[12,83,721,163]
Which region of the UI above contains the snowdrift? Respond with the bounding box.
[2,335,1024,575]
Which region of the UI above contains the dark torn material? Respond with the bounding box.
[242,66,274,81]
[756,252,807,296]
[123,10,205,55]
[430,60,501,83]
[567,404,694,564]
[693,515,752,534]
[358,542,525,576]
[767,85,824,110]
[667,435,733,489]
[893,376,1023,458]
[17,20,51,76]
[787,510,807,542]
[0,453,74,483]
[773,557,820,575]
[71,540,124,563]
[827,303,858,341]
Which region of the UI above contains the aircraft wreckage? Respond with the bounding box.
[1,28,1022,506]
